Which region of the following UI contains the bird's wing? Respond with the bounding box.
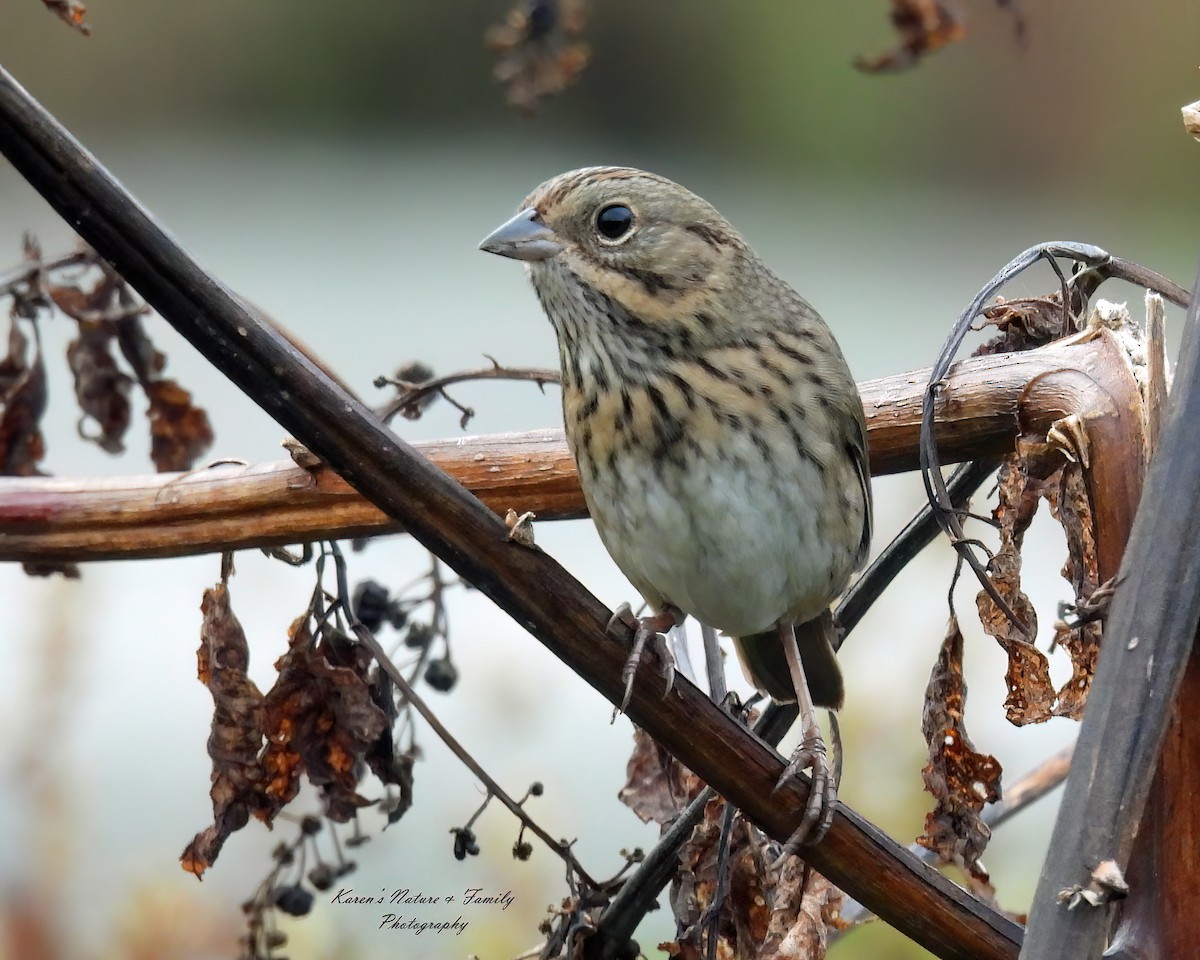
[849,408,873,569]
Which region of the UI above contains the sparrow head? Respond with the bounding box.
[479,167,752,343]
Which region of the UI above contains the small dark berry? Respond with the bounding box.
[452,826,478,861]
[424,657,458,692]
[352,580,391,633]
[529,781,544,797]
[300,815,323,836]
[526,0,556,39]
[513,839,533,861]
[308,863,335,891]
[404,622,434,650]
[273,885,314,917]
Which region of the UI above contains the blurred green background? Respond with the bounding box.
[1,2,1197,958]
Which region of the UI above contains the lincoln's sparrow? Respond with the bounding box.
[480,167,872,847]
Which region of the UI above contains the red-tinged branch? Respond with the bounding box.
[0,329,1143,563]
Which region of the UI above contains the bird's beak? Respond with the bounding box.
[478,208,564,262]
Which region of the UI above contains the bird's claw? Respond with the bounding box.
[606,601,639,637]
[771,732,836,865]
[608,604,679,721]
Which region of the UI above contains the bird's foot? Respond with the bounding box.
[771,730,836,865]
[607,603,680,720]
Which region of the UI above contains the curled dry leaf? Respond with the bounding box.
[1045,463,1101,719]
[261,616,388,823]
[364,672,415,822]
[41,0,91,34]
[976,293,1072,354]
[760,866,846,960]
[505,508,537,547]
[668,797,843,960]
[143,379,215,472]
[66,321,133,454]
[855,0,1024,73]
[919,613,1002,892]
[0,317,48,477]
[978,447,1057,724]
[113,314,214,472]
[980,443,1103,723]
[620,730,843,958]
[618,727,703,824]
[486,0,589,113]
[182,587,412,876]
[854,0,965,73]
[181,582,269,878]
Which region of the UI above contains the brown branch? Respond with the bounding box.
[0,330,1144,563]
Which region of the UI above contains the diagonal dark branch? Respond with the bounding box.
[1021,255,1200,958]
[0,64,1021,960]
[836,458,998,648]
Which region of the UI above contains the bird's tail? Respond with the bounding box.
[734,610,844,709]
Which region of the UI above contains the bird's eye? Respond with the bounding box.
[595,204,635,241]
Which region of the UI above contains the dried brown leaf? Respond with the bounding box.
[112,314,213,471]
[66,320,133,454]
[40,0,91,35]
[0,318,48,477]
[619,727,704,824]
[761,868,845,960]
[261,616,388,823]
[365,672,414,822]
[486,0,589,113]
[1046,463,1101,718]
[181,581,268,878]
[978,449,1057,724]
[980,445,1103,723]
[144,378,215,472]
[975,294,1070,355]
[918,614,1002,891]
[669,798,842,960]
[855,0,1024,72]
[115,313,167,381]
[854,0,965,73]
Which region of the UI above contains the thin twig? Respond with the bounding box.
[376,358,559,425]
[0,247,93,293]
[326,542,599,890]
[835,459,997,647]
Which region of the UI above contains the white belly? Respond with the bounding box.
[583,442,847,636]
